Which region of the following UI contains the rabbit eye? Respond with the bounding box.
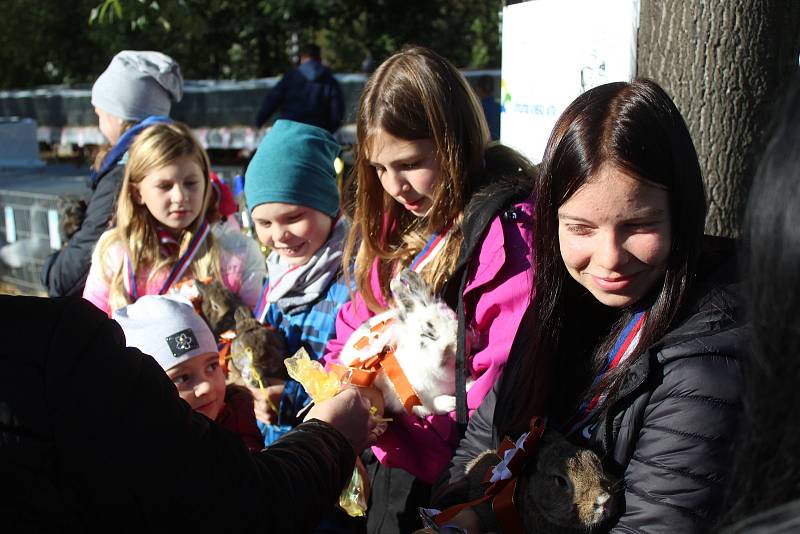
[552,475,569,489]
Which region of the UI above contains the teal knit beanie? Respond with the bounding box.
[245,119,340,217]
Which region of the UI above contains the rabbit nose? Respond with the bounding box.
[593,493,611,517]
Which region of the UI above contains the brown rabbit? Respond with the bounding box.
[227,307,289,385]
[195,279,249,338]
[57,195,87,243]
[465,429,617,533]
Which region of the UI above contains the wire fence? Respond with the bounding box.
[0,188,62,295]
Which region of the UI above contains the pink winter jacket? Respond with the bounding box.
[323,201,534,483]
[83,226,266,316]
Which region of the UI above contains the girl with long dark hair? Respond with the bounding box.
[432,78,745,532]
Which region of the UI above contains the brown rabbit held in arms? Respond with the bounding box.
[228,306,288,385]
[465,429,617,533]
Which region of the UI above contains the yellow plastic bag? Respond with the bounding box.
[284,348,340,403]
[284,348,369,518]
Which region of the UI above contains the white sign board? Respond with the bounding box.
[500,0,640,163]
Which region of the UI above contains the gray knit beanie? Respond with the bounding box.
[113,295,217,371]
[91,51,184,121]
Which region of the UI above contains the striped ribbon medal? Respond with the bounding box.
[409,224,453,273]
[566,309,648,437]
[124,220,211,301]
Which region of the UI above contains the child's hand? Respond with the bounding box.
[305,387,378,454]
[248,381,285,425]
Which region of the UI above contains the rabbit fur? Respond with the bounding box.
[192,279,287,384]
[227,307,288,385]
[465,429,617,533]
[195,279,249,338]
[339,269,468,417]
[57,195,87,243]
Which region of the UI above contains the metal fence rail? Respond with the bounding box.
[0,188,62,295]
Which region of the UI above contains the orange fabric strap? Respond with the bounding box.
[334,317,422,414]
[330,363,378,387]
[380,349,422,415]
[218,338,231,371]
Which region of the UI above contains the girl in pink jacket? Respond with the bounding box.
[322,46,539,533]
[83,122,265,316]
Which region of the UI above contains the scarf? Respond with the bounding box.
[90,115,172,186]
[261,217,350,316]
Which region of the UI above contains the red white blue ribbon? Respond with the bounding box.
[566,309,648,436]
[409,224,452,273]
[253,263,303,323]
[124,219,211,301]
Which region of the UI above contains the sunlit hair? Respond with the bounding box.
[344,45,490,311]
[97,121,221,311]
[496,79,707,437]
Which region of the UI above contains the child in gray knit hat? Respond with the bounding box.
[92,50,183,143]
[114,295,264,451]
[41,50,184,299]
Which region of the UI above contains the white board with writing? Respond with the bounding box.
[500,0,640,163]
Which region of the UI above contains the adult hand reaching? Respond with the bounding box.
[305,387,378,454]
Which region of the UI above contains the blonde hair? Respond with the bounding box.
[345,45,490,311]
[98,122,222,311]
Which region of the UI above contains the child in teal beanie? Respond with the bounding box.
[244,119,351,438]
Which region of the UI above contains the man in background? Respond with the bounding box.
[476,74,501,141]
[256,43,345,134]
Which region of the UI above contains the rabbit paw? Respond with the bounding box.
[432,394,457,414]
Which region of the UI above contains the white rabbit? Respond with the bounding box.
[338,269,467,417]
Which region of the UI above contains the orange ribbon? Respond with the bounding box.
[433,417,546,533]
[331,319,422,415]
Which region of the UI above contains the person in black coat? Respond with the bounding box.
[255,43,345,134]
[41,51,183,297]
[718,72,800,533]
[0,295,378,532]
[432,79,745,533]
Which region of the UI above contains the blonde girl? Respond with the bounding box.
[323,46,538,533]
[83,122,265,315]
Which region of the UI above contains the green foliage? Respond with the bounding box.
[0,0,503,90]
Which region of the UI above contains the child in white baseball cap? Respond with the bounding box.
[113,294,263,451]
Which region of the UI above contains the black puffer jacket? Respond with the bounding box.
[0,296,355,532]
[41,163,124,297]
[433,237,745,533]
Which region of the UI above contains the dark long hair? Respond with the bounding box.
[496,79,707,438]
[720,71,800,525]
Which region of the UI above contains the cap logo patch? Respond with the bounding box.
[166,328,198,357]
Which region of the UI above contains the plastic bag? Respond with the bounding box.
[284,348,340,403]
[338,457,369,517]
[283,348,370,517]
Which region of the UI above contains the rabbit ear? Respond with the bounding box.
[399,269,431,298]
[233,306,251,324]
[390,269,427,319]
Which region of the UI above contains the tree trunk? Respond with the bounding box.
[637,0,800,237]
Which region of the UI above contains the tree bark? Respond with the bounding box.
[637,0,800,237]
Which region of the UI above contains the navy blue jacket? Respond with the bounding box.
[256,60,345,133]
